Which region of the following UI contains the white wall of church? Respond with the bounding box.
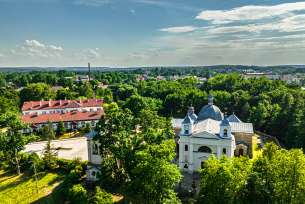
[179,134,235,173]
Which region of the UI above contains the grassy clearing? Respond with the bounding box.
[57,131,87,140]
[252,137,263,159]
[0,169,66,204]
[0,169,124,204]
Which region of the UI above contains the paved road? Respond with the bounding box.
[22,137,88,161]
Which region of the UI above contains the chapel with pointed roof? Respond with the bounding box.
[172,94,253,174]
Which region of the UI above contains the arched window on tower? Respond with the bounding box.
[224,129,227,136]
[185,144,188,151]
[223,148,226,155]
[198,146,212,153]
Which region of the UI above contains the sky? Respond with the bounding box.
[1,0,305,67]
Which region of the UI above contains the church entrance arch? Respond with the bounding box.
[239,149,243,157]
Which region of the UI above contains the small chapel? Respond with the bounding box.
[172,94,253,174]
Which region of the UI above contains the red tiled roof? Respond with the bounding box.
[66,101,83,108]
[20,110,104,124]
[22,99,103,111]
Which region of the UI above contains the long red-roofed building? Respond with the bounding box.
[20,98,104,133]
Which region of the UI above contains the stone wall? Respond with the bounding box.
[233,133,253,158]
[235,144,248,157]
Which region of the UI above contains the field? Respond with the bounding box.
[0,168,124,204]
[0,169,66,204]
[252,136,263,159]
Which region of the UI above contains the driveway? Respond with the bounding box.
[22,137,88,161]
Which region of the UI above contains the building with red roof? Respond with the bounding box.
[20,98,104,133]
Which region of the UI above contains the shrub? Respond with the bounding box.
[29,152,45,171]
[79,127,85,132]
[19,153,30,171]
[61,171,81,194]
[90,186,114,204]
[67,184,88,204]
[85,123,92,133]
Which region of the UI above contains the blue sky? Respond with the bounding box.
[1,0,305,67]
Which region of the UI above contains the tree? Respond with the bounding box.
[195,155,235,204]
[20,83,53,104]
[0,112,30,174]
[94,108,136,192]
[67,184,88,204]
[90,186,114,204]
[79,82,94,99]
[56,118,66,136]
[40,118,56,141]
[269,149,305,203]
[85,122,92,133]
[238,172,271,204]
[125,140,182,204]
[0,96,18,115]
[41,118,58,170]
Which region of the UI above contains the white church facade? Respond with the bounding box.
[173,94,254,174]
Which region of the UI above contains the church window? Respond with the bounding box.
[184,125,189,134]
[223,148,226,155]
[185,145,188,151]
[185,155,188,162]
[91,171,96,177]
[224,129,227,136]
[184,164,188,169]
[198,146,212,153]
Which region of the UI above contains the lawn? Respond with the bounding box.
[252,136,263,159]
[0,168,124,204]
[0,169,66,204]
[57,131,87,139]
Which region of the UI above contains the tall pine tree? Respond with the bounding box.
[56,118,66,136]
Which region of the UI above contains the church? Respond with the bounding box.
[172,94,253,174]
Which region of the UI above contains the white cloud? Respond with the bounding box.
[13,40,63,59]
[23,39,45,49]
[72,0,110,6]
[74,48,101,60]
[196,2,305,24]
[0,54,7,58]
[48,45,63,51]
[207,14,305,34]
[125,52,145,59]
[160,26,199,33]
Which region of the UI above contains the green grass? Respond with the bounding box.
[57,131,87,139]
[0,169,66,204]
[252,137,263,159]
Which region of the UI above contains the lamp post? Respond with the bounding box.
[29,161,38,193]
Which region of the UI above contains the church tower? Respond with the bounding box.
[182,113,192,135]
[219,114,231,138]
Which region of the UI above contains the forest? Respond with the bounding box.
[0,67,304,150]
[1,67,305,203]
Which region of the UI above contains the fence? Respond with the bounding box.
[254,131,283,149]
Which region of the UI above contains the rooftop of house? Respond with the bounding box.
[20,110,104,124]
[22,98,103,111]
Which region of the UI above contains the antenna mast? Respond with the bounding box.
[88,63,91,81]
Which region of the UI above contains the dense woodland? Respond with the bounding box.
[1,67,305,203]
[0,67,304,150]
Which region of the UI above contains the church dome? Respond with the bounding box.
[196,94,224,122]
